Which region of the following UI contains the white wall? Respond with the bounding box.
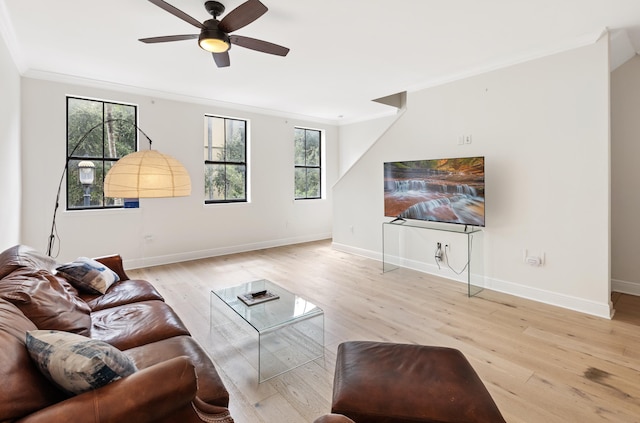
[338,113,398,176]
[333,37,612,318]
[0,31,21,250]
[611,54,640,295]
[20,78,338,267]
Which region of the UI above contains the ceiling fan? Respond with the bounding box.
[139,0,290,68]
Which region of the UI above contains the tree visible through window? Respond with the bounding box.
[66,97,137,210]
[294,127,321,199]
[204,115,247,203]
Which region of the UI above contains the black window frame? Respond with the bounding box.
[204,115,248,204]
[66,96,138,211]
[294,127,322,200]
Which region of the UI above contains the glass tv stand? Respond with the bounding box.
[382,221,485,297]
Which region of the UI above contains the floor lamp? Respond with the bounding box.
[47,119,191,257]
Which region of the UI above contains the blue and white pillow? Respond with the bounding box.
[25,330,137,395]
[56,257,119,295]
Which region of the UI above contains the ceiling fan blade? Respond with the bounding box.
[139,34,198,44]
[230,35,289,56]
[218,0,268,33]
[148,0,204,29]
[212,52,230,68]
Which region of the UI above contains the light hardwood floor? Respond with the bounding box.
[127,240,640,423]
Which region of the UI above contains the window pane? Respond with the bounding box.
[295,168,307,198]
[306,168,321,198]
[305,130,320,166]
[205,163,224,201]
[68,98,102,157]
[226,164,246,200]
[207,116,225,161]
[67,159,104,208]
[67,160,84,208]
[204,119,210,160]
[103,161,121,207]
[204,163,246,201]
[104,112,136,159]
[226,119,246,162]
[294,128,305,165]
[91,161,105,207]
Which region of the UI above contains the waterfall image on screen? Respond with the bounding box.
[384,156,485,226]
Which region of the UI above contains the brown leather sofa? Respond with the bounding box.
[0,245,232,423]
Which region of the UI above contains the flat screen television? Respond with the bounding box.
[384,156,485,227]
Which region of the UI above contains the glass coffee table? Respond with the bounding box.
[211,279,324,382]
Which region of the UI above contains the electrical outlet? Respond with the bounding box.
[523,249,545,266]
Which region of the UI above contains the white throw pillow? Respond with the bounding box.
[56,257,120,294]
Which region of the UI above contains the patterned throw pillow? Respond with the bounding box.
[25,330,137,396]
[56,257,120,295]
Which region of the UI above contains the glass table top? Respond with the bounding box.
[212,279,323,332]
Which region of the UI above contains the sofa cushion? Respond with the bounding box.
[81,278,165,311]
[0,245,58,279]
[26,329,137,396]
[0,295,38,340]
[0,299,66,421]
[91,300,190,350]
[125,335,230,407]
[56,257,120,295]
[0,268,91,336]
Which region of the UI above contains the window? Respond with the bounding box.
[204,115,247,203]
[66,97,137,210]
[294,127,322,200]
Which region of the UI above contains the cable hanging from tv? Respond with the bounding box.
[440,235,473,275]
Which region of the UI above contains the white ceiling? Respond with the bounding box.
[2,0,640,123]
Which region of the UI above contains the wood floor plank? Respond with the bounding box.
[127,240,640,423]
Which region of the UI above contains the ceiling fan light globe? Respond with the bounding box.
[199,38,230,53]
[199,29,230,53]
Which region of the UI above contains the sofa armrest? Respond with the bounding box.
[17,356,198,423]
[94,254,129,281]
[313,414,356,423]
[191,397,234,422]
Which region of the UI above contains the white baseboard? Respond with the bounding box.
[332,242,467,282]
[125,233,332,269]
[612,278,640,296]
[332,242,613,319]
[331,242,380,261]
[485,276,613,319]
